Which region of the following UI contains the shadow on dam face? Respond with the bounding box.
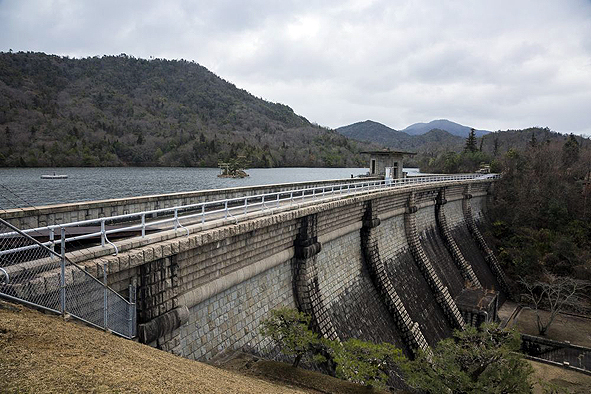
[324,254,411,356]
[421,227,465,298]
[452,224,506,305]
[384,246,454,346]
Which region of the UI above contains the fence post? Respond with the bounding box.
[60,227,66,316]
[141,214,146,238]
[128,282,136,338]
[100,219,106,247]
[132,282,137,337]
[103,262,108,331]
[49,227,55,253]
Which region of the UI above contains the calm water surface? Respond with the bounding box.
[0,167,421,209]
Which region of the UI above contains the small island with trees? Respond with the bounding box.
[218,156,249,178]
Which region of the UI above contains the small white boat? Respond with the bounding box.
[41,174,68,179]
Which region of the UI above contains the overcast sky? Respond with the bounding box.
[1,0,591,135]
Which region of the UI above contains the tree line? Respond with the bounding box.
[419,127,589,174]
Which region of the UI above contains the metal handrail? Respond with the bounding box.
[0,217,136,338]
[0,173,499,257]
[0,219,129,304]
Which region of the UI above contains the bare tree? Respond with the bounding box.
[520,274,588,335]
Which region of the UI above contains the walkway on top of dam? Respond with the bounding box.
[0,173,498,268]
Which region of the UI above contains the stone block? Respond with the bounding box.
[28,277,46,297]
[129,250,144,268]
[153,245,163,260]
[118,254,130,270]
[143,247,154,263]
[179,238,190,252]
[162,243,172,257]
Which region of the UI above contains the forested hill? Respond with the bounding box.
[338,120,589,160]
[337,120,464,154]
[0,52,368,167]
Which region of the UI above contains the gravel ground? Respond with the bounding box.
[530,360,591,394]
[514,308,591,347]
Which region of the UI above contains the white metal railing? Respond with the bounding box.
[0,218,136,339]
[0,174,499,258]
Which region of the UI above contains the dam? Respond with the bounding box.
[0,173,507,367]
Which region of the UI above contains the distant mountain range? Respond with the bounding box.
[401,119,489,137]
[2,52,584,170]
[336,120,465,153]
[337,119,587,158]
[336,119,492,153]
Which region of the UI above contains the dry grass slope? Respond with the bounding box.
[0,301,313,394]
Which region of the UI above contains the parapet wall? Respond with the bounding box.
[46,178,504,369]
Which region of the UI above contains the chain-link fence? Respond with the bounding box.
[0,218,136,338]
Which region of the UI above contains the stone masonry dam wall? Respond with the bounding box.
[47,178,506,365]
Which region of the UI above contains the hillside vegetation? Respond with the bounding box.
[0,52,370,168]
[337,120,589,172]
[488,135,591,283]
[417,129,591,280]
[419,127,589,172]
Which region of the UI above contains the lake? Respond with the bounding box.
[0,167,421,209]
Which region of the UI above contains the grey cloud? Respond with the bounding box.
[1,0,591,135]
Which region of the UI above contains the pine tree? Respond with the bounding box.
[562,134,579,167]
[401,324,533,394]
[493,138,499,156]
[464,128,477,153]
[260,308,321,368]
